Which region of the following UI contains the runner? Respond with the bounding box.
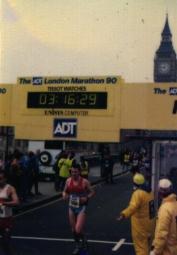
[0,170,19,254]
[62,164,95,255]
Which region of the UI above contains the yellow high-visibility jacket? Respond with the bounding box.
[58,158,73,178]
[81,161,89,177]
[124,153,130,163]
[121,188,155,255]
[153,194,177,255]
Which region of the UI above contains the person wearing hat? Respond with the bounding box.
[117,173,155,255]
[150,178,177,255]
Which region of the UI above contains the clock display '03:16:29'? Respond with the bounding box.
[27,92,107,109]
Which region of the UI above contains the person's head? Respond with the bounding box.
[28,151,34,158]
[13,149,21,160]
[133,173,145,189]
[69,151,75,159]
[70,164,81,179]
[36,149,40,155]
[0,170,6,187]
[58,150,65,159]
[62,151,68,159]
[80,156,85,164]
[158,178,173,198]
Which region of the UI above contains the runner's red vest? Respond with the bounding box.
[66,177,86,194]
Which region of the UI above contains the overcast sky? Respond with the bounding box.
[1,0,177,83]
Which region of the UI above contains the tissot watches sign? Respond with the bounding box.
[53,119,77,138]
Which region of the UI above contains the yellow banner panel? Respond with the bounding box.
[121,83,177,129]
[13,76,121,142]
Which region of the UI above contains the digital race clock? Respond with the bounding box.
[27,92,107,109]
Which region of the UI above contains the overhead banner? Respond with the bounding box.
[0,78,176,142]
[14,76,121,142]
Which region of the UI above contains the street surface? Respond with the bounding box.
[9,173,135,255]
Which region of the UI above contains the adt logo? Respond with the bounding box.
[169,87,177,95]
[32,77,43,85]
[53,119,77,138]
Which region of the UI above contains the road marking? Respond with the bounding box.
[11,235,133,246]
[112,238,125,251]
[14,197,63,217]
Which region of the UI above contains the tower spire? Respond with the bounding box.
[161,13,172,38]
[154,15,177,82]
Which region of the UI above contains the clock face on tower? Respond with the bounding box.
[158,62,170,74]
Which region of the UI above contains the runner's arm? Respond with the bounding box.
[86,180,95,199]
[79,180,95,204]
[62,179,70,200]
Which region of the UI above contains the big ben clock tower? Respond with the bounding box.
[154,15,177,82]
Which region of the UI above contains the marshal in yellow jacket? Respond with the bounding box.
[121,187,155,255]
[152,194,177,255]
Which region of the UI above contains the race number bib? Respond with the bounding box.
[69,195,80,208]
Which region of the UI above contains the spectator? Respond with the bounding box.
[130,152,140,175]
[58,152,70,190]
[122,149,131,171]
[101,147,114,184]
[28,151,41,196]
[80,157,89,179]
[19,152,30,201]
[53,151,65,191]
[9,150,22,199]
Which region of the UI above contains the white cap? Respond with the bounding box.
[159,179,172,189]
[158,179,173,195]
